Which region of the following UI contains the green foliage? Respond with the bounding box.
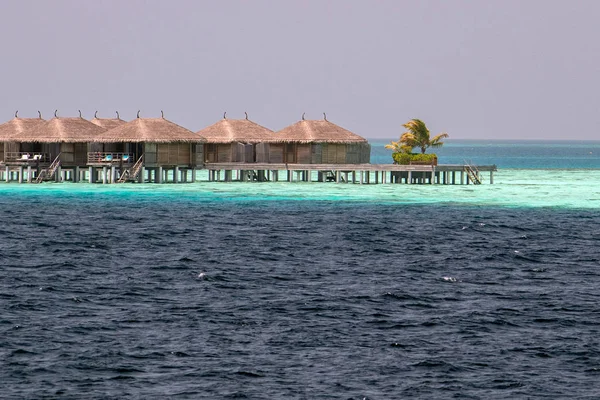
[399,119,449,154]
[392,152,438,165]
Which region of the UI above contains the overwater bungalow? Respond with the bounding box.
[0,111,46,164]
[10,111,106,166]
[196,113,275,163]
[1,111,107,182]
[266,114,371,164]
[90,111,205,183]
[89,111,128,158]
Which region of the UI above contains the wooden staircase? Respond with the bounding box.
[34,154,61,183]
[117,155,144,183]
[250,170,271,182]
[325,170,346,182]
[464,161,482,184]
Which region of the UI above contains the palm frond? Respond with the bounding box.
[430,133,449,147]
[431,133,449,141]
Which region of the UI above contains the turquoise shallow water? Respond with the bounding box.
[1,168,599,209]
[2,141,600,209]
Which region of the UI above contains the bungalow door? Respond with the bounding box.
[284,143,297,163]
[205,144,217,163]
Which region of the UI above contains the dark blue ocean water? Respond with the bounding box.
[2,192,600,399]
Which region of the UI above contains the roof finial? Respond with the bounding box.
[245,111,248,120]
[161,110,164,119]
[38,110,42,119]
[94,111,98,118]
[137,110,140,119]
[15,110,18,118]
[78,110,82,118]
[54,109,58,118]
[302,112,305,121]
[223,111,227,119]
[323,112,327,121]
[116,111,120,119]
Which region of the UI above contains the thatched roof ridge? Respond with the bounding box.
[10,117,107,143]
[0,116,46,141]
[90,111,127,130]
[91,118,126,130]
[93,117,204,143]
[196,118,275,144]
[273,119,368,144]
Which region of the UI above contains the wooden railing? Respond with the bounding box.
[409,160,438,166]
[87,152,134,164]
[4,152,51,163]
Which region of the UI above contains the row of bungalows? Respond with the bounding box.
[0,111,370,183]
[197,114,371,165]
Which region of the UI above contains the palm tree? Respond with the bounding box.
[398,119,449,154]
[384,140,412,154]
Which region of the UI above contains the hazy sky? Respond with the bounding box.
[1,0,598,139]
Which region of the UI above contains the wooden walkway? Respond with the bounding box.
[205,162,497,172]
[0,162,497,185]
[204,163,497,185]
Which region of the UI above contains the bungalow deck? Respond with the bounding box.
[0,160,497,185]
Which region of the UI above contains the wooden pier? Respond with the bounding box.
[0,160,497,185]
[204,163,496,185]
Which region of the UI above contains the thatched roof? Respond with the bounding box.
[93,117,204,143]
[11,117,107,143]
[90,112,126,131]
[196,117,275,144]
[0,115,46,141]
[274,118,368,144]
